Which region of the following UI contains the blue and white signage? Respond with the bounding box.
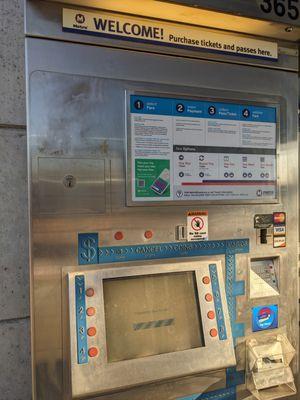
[252,305,278,332]
[63,9,278,60]
[130,94,277,202]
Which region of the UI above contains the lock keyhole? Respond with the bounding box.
[63,174,76,189]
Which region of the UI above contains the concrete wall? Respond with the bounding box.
[0,0,31,399]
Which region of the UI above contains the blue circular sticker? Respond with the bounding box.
[256,307,275,330]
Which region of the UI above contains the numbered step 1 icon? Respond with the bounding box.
[134,100,144,110]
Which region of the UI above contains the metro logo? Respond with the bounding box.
[75,14,85,24]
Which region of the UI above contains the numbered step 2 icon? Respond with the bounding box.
[208,105,216,116]
[134,99,144,110]
[176,103,185,113]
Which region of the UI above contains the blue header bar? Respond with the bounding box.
[130,95,276,123]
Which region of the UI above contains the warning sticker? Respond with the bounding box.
[187,211,208,242]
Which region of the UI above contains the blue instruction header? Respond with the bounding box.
[130,95,276,123]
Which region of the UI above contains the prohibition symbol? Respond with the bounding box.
[191,217,204,231]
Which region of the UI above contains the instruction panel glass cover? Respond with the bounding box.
[129,94,277,202]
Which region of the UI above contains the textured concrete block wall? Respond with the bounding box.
[0,0,31,399]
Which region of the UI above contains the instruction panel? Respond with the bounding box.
[130,94,277,202]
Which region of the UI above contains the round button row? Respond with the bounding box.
[202,279,218,338]
[114,231,154,240]
[85,288,98,357]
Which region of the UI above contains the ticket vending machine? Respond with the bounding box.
[25,1,299,399]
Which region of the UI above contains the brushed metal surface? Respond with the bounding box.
[25,16,299,400]
[38,157,106,214]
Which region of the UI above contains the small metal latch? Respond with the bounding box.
[63,174,76,188]
[176,225,186,241]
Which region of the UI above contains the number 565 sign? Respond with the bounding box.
[259,0,299,20]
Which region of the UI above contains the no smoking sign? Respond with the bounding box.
[187,211,208,242]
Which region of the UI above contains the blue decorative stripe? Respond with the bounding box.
[78,237,249,266]
[75,275,88,364]
[209,264,227,340]
[130,95,276,123]
[63,27,277,63]
[225,253,245,341]
[97,239,249,264]
[78,233,99,265]
[178,386,237,400]
[226,368,245,388]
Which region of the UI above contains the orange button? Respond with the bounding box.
[87,327,97,337]
[207,311,215,320]
[210,328,218,338]
[205,293,213,302]
[144,230,153,239]
[114,231,124,241]
[202,276,210,285]
[86,307,96,317]
[88,347,99,358]
[86,288,94,297]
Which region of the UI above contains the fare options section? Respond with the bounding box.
[130,94,277,202]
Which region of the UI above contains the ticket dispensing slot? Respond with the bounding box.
[247,334,296,400]
[68,260,236,398]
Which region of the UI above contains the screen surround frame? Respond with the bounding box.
[68,259,236,398]
[125,87,282,207]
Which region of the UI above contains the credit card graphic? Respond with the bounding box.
[151,168,170,195]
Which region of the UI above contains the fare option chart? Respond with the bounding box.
[130,94,277,202]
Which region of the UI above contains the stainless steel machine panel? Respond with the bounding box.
[25,3,299,399]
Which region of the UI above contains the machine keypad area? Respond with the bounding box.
[74,263,228,366]
[209,264,227,341]
[75,276,99,364]
[75,275,88,364]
